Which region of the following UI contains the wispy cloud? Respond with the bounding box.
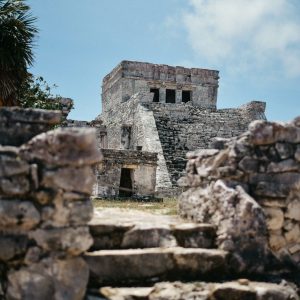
[180,0,300,77]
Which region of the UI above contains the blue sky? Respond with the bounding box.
[27,0,300,122]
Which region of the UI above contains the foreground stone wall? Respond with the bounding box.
[0,108,102,299]
[179,117,300,273]
[0,107,62,146]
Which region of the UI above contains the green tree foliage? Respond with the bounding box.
[18,74,66,110]
[0,0,37,106]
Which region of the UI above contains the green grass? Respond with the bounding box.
[92,197,178,215]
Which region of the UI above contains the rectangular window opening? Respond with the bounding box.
[182,90,191,103]
[150,88,160,102]
[166,89,176,103]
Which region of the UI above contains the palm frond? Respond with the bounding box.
[0,0,38,105]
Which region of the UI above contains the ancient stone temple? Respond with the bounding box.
[95,60,267,196]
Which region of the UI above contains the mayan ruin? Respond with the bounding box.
[1,0,300,298]
[0,60,299,299]
[73,61,267,199]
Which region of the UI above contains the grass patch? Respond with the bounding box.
[92,197,178,215]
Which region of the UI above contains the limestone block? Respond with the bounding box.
[260,199,285,208]
[267,159,300,173]
[275,143,294,160]
[41,199,93,227]
[249,120,300,145]
[0,155,30,177]
[253,181,290,198]
[99,281,298,300]
[20,127,102,167]
[85,248,175,284]
[33,189,55,205]
[248,120,275,145]
[121,226,177,248]
[29,227,93,255]
[0,108,62,146]
[41,166,95,195]
[288,244,300,255]
[285,200,300,221]
[284,225,300,244]
[264,208,284,231]
[173,223,216,248]
[0,235,28,261]
[283,219,294,231]
[0,175,30,196]
[269,232,286,251]
[179,181,269,273]
[0,200,40,230]
[238,156,258,172]
[295,145,300,162]
[84,248,228,284]
[7,257,89,300]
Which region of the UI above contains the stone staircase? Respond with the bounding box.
[84,209,299,299]
[149,103,256,185]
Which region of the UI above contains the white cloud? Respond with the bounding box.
[181,0,300,77]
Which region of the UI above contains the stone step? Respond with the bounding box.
[86,280,299,300]
[89,208,216,250]
[84,247,228,286]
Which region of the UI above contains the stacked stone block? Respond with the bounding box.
[0,108,102,300]
[179,116,300,274]
[149,101,266,185]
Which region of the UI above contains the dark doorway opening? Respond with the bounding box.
[182,90,191,103]
[150,88,159,102]
[166,89,176,103]
[119,168,133,197]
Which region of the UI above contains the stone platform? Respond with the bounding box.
[85,208,299,299]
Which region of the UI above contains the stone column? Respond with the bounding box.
[160,88,166,103]
[176,90,182,104]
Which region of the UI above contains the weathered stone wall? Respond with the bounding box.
[100,89,266,195]
[99,61,267,195]
[95,148,157,198]
[65,119,107,149]
[148,101,266,185]
[0,107,62,146]
[179,116,300,273]
[102,60,219,112]
[99,92,173,194]
[0,108,102,299]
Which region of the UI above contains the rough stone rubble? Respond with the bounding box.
[179,116,300,273]
[0,108,102,299]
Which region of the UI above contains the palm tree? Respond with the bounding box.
[0,0,37,106]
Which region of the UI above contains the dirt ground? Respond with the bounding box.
[92,198,178,215]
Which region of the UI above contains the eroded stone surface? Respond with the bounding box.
[7,257,89,300]
[99,281,298,300]
[0,200,40,230]
[0,108,62,146]
[20,127,102,167]
[84,247,228,285]
[0,109,101,300]
[90,208,215,250]
[30,227,93,255]
[179,116,300,271]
